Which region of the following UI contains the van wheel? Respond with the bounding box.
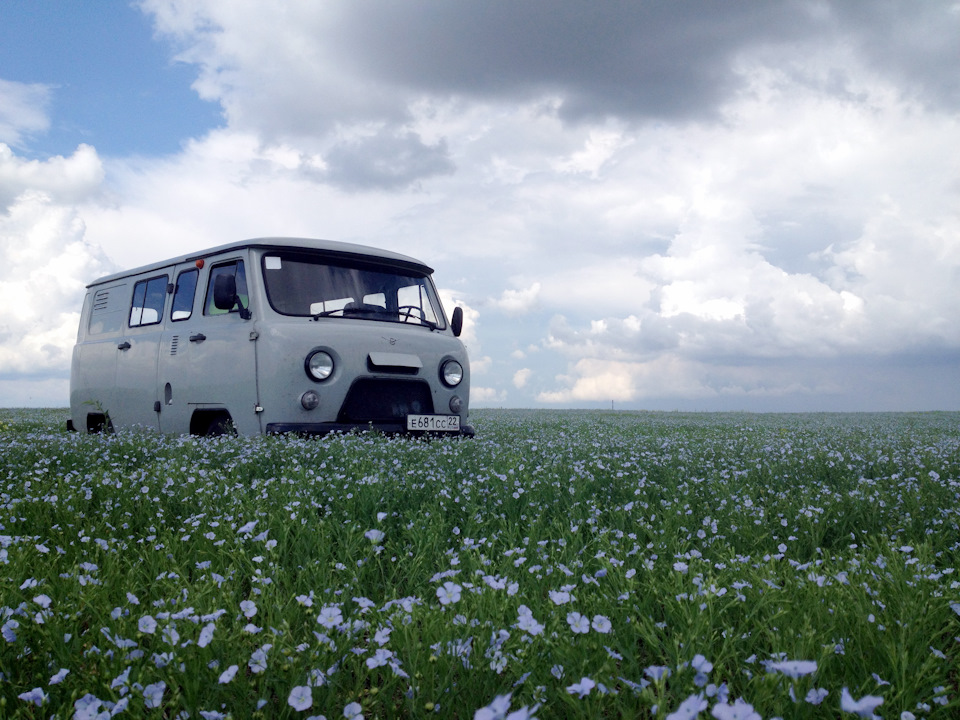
[191,410,236,437]
[86,413,114,434]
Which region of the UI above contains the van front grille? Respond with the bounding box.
[337,379,434,423]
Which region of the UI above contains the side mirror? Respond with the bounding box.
[213,274,238,310]
[451,306,463,337]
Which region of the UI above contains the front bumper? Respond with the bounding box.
[266,421,475,437]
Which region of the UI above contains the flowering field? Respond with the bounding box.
[1,408,958,719]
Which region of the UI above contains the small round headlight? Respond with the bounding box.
[300,390,320,410]
[449,395,463,413]
[306,350,334,381]
[441,359,463,387]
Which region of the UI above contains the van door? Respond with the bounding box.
[160,257,261,435]
[112,273,169,430]
[157,264,201,434]
[72,284,128,430]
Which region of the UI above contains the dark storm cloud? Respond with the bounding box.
[830,0,960,111]
[318,1,960,123]
[330,1,821,122]
[321,130,455,190]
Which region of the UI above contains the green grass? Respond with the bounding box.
[0,408,958,718]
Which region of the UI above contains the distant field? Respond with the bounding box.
[1,408,958,719]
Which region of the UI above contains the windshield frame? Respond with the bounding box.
[260,250,447,330]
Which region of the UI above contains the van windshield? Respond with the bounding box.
[261,251,445,329]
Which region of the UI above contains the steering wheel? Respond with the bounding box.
[397,305,425,323]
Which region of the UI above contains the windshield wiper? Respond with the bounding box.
[311,307,438,329]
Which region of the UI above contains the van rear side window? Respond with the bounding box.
[171,269,198,321]
[129,276,168,327]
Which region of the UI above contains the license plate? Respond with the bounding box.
[406,414,460,432]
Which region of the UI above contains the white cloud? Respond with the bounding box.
[493,282,541,316]
[1,143,103,208]
[0,80,51,146]
[470,355,492,375]
[4,3,960,410]
[513,368,532,389]
[471,386,507,404]
[0,190,112,377]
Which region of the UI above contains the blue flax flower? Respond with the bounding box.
[567,677,595,698]
[288,685,313,711]
[840,688,884,717]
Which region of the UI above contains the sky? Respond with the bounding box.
[1,0,959,412]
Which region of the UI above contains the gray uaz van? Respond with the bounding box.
[68,237,473,436]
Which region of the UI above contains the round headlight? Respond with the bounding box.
[441,359,463,387]
[306,350,334,381]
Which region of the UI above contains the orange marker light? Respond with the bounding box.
[195,259,204,269]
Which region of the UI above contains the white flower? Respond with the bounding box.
[138,615,157,634]
[805,688,828,705]
[288,685,313,711]
[548,590,570,605]
[437,581,462,606]
[673,561,689,573]
[218,665,239,684]
[241,600,258,618]
[840,688,884,717]
[237,520,258,534]
[317,606,343,629]
[566,611,590,634]
[143,681,166,709]
[566,677,595,698]
[517,609,544,635]
[343,701,363,720]
[364,529,385,543]
[591,615,611,633]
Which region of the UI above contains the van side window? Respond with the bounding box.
[204,260,248,315]
[88,284,127,335]
[171,269,198,321]
[129,276,168,327]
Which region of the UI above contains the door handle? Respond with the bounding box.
[189,333,207,343]
[118,341,131,350]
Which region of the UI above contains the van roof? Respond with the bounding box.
[87,237,434,287]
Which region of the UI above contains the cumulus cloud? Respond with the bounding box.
[513,368,532,389]
[4,1,959,410]
[0,191,112,377]
[0,140,112,399]
[493,283,541,316]
[0,143,104,208]
[471,386,507,404]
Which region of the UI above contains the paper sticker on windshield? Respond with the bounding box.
[265,256,282,270]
